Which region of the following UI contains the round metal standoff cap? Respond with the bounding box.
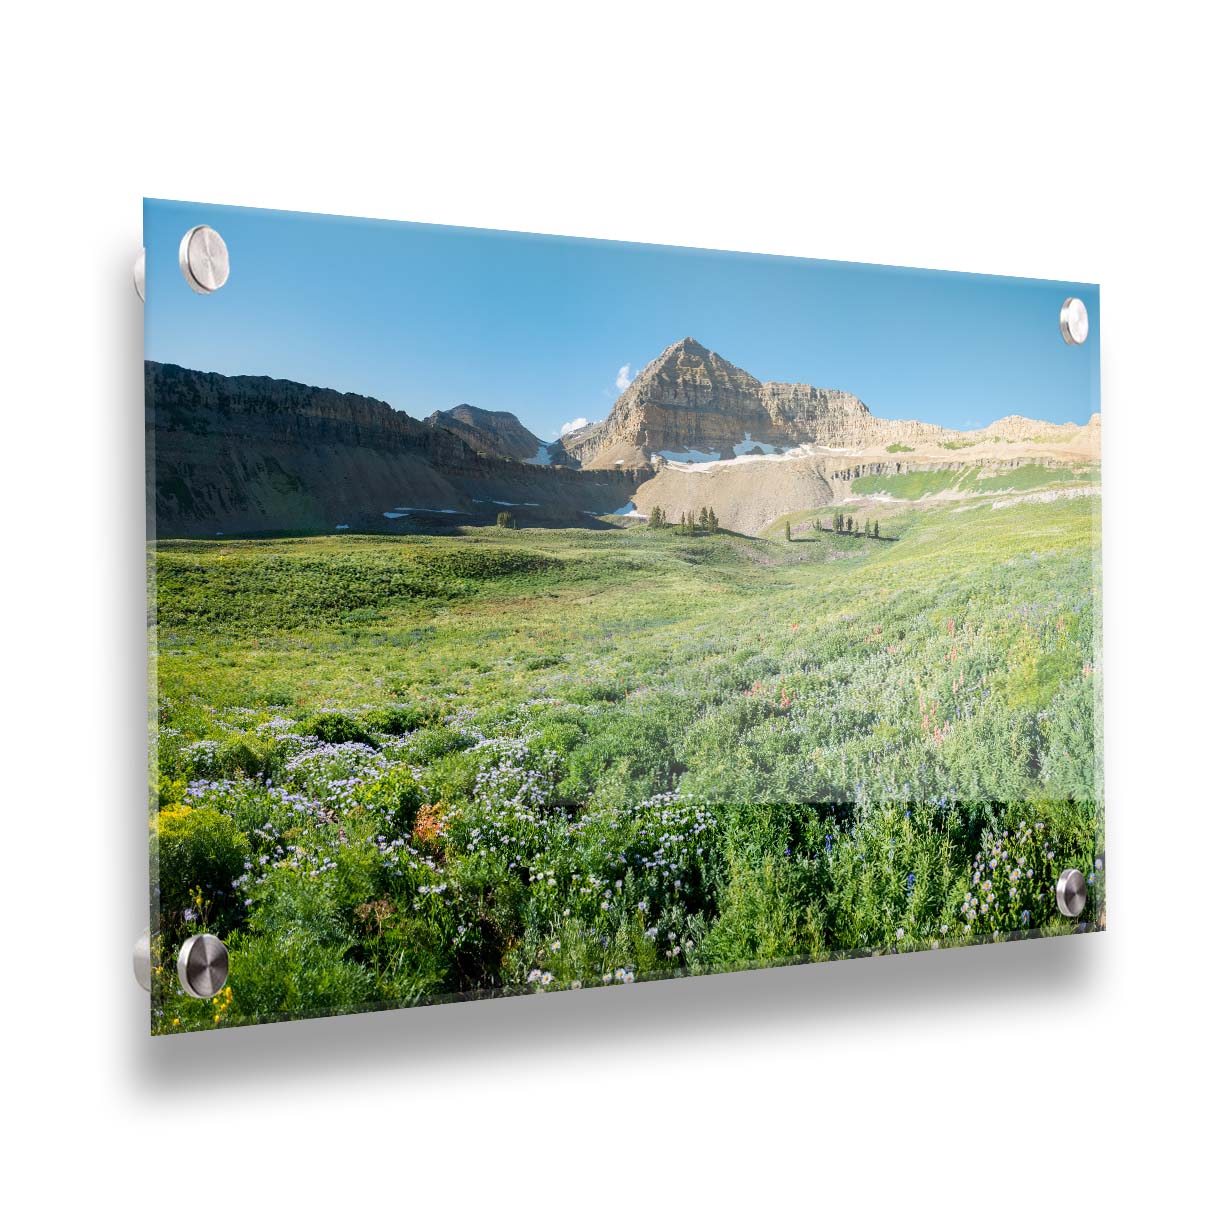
[133,928,151,991]
[133,249,146,302]
[178,225,230,294]
[1059,296,1089,345]
[1056,868,1088,919]
[177,933,230,999]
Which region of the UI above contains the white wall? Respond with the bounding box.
[5,3,1219,1218]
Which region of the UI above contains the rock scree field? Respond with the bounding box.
[149,484,1103,1032]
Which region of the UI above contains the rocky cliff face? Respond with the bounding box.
[426,403,559,464]
[147,348,1100,540]
[146,363,643,537]
[560,337,952,467]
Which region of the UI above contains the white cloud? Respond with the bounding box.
[615,363,636,392]
[559,417,589,437]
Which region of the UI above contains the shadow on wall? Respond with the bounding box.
[125,924,1103,1096]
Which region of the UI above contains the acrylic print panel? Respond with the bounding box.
[144,200,1103,1033]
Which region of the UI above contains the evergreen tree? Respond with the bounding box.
[834,511,844,533]
[784,521,792,542]
[648,505,663,528]
[699,506,710,532]
[846,515,854,535]
[709,507,719,531]
[496,511,515,529]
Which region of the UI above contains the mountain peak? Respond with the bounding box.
[662,336,711,358]
[425,402,549,462]
[556,340,912,468]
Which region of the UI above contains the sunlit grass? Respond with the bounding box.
[149,492,1104,1032]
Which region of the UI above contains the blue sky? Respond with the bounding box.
[145,199,1099,440]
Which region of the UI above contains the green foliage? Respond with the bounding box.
[960,805,1100,936]
[420,750,483,802]
[154,541,569,631]
[496,510,516,529]
[975,464,1091,493]
[823,806,962,950]
[154,804,249,928]
[149,494,1103,1032]
[676,506,718,535]
[403,725,475,765]
[303,711,375,746]
[351,765,425,836]
[885,442,914,453]
[851,468,972,499]
[364,703,435,735]
[699,844,823,968]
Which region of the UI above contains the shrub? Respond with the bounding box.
[823,806,960,950]
[181,733,292,781]
[533,720,585,759]
[222,930,376,1024]
[302,711,375,746]
[364,704,435,736]
[350,766,426,836]
[401,725,474,765]
[699,845,823,969]
[216,735,273,778]
[959,808,1098,936]
[561,714,677,805]
[154,804,249,929]
[420,751,483,802]
[157,774,187,808]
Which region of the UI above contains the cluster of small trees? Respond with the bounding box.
[681,506,720,534]
[826,512,881,538]
[649,506,720,533]
[496,511,517,529]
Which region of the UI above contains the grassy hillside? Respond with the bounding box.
[851,463,1098,500]
[149,496,1103,1031]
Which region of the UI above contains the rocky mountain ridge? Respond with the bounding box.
[146,343,1100,539]
[559,337,955,468]
[146,363,643,537]
[425,403,563,465]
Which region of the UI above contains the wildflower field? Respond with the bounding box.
[149,493,1103,1031]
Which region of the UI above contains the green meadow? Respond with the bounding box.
[149,490,1103,1031]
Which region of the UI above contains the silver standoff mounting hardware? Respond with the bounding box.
[178,225,230,294]
[133,928,151,991]
[134,249,146,302]
[1059,296,1089,345]
[1056,868,1088,919]
[177,933,230,999]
